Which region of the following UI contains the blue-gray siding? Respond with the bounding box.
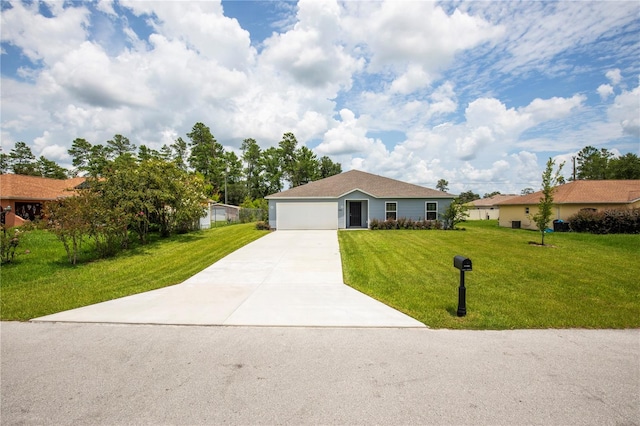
[269,191,453,229]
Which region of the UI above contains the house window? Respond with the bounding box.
[385,202,397,220]
[525,207,530,215]
[425,202,438,220]
[15,202,42,221]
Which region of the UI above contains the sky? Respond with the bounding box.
[1,0,639,195]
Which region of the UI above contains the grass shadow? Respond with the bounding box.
[445,305,458,317]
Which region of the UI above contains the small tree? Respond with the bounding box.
[532,158,564,245]
[44,196,92,264]
[442,199,469,230]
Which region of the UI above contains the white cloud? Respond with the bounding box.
[351,80,458,132]
[96,0,116,16]
[122,1,255,70]
[48,41,155,108]
[465,98,530,135]
[597,84,614,100]
[429,82,458,116]
[0,1,89,64]
[390,65,432,94]
[316,109,376,155]
[455,94,585,161]
[459,159,511,184]
[455,126,494,161]
[358,2,503,74]
[608,85,640,137]
[470,2,639,77]
[511,151,540,185]
[33,131,69,163]
[260,0,361,93]
[606,68,622,86]
[521,95,585,122]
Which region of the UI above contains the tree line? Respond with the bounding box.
[572,146,640,180]
[1,123,342,204]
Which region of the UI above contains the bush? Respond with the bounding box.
[255,221,271,231]
[569,208,639,234]
[368,217,443,230]
[0,226,22,264]
[442,200,468,230]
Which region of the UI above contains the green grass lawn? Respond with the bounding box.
[0,223,267,321]
[339,221,640,329]
[3,220,638,329]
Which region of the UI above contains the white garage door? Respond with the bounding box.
[276,202,338,230]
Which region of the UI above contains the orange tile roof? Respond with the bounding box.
[497,180,640,205]
[0,174,86,201]
[266,170,454,199]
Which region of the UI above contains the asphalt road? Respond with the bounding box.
[1,322,638,425]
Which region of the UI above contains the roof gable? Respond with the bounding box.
[467,194,519,207]
[0,174,86,201]
[497,180,640,205]
[266,170,454,199]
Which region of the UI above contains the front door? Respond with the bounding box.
[349,201,362,227]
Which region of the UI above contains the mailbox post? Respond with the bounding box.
[453,255,472,317]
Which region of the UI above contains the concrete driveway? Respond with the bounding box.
[33,231,424,328]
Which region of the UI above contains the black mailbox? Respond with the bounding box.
[453,255,472,271]
[453,255,472,317]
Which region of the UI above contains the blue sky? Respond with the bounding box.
[1,0,639,195]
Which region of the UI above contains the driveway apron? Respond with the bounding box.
[33,231,425,328]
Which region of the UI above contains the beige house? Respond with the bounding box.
[465,194,519,220]
[497,180,640,230]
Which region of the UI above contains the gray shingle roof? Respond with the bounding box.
[266,170,454,199]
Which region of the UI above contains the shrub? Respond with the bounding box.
[368,217,445,230]
[442,200,469,230]
[397,217,408,229]
[255,221,271,231]
[569,208,639,234]
[0,226,21,264]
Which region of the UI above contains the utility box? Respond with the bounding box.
[453,255,472,271]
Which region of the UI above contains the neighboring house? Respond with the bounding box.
[266,170,455,230]
[465,194,519,220]
[0,174,86,227]
[497,180,640,230]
